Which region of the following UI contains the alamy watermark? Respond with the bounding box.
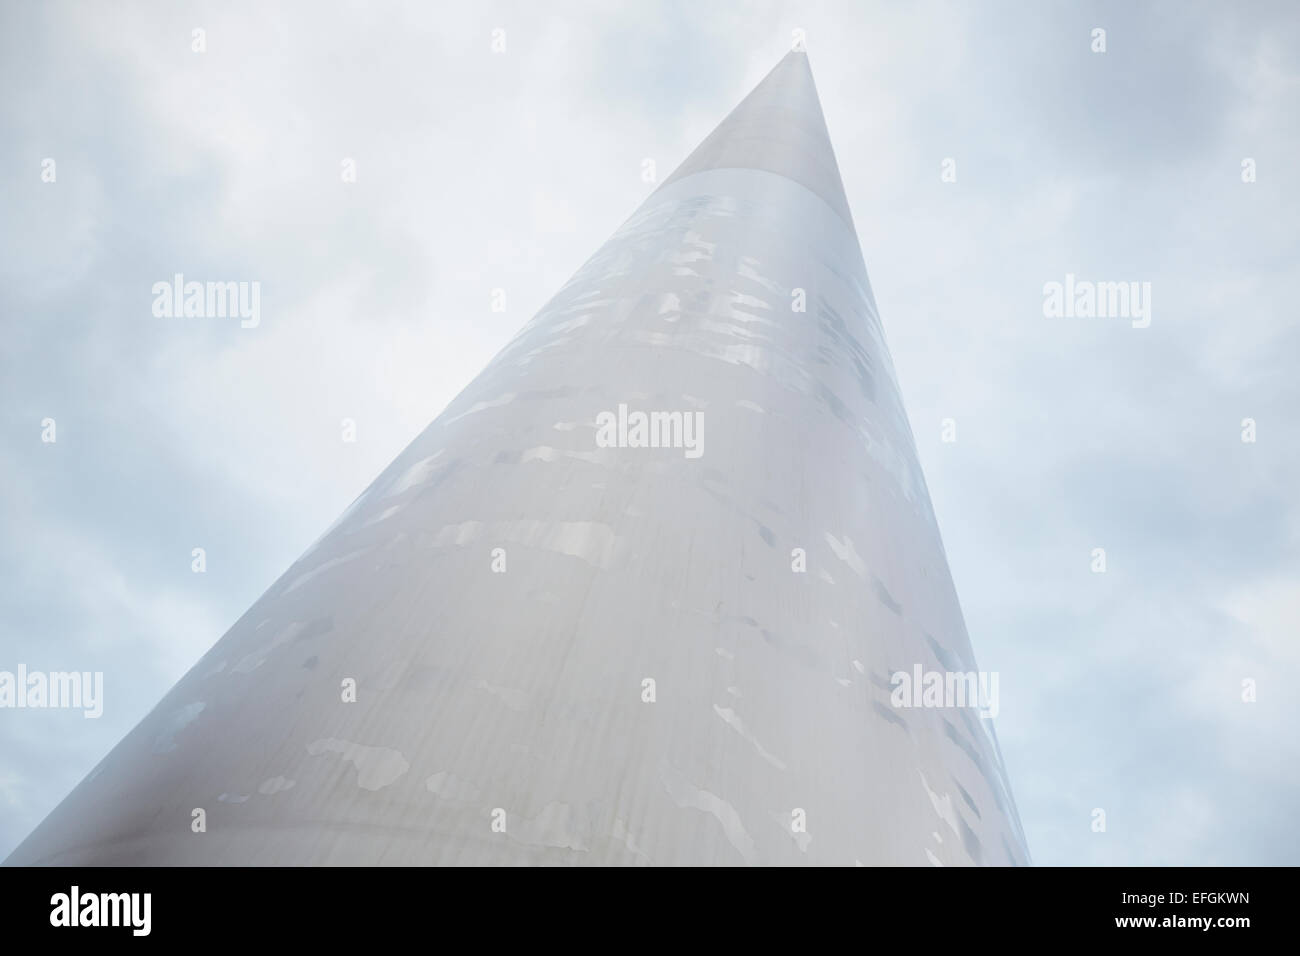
[0,665,103,718]
[890,665,999,718]
[151,274,260,328]
[595,403,703,459]
[1043,273,1151,328]
[50,886,150,936]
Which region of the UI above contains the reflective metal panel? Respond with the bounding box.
[7,52,1028,867]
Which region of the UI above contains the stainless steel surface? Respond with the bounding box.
[7,51,1028,866]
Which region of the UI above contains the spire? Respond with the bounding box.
[656,51,855,227]
[5,49,1028,868]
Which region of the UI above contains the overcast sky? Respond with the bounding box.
[2,0,1298,865]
